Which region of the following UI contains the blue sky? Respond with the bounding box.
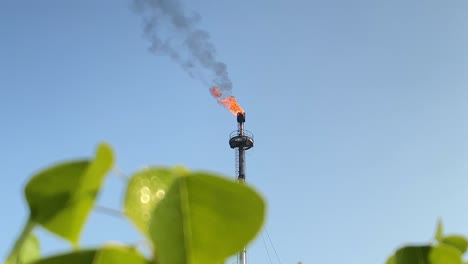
[2,0,468,263]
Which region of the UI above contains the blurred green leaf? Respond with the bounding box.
[429,244,463,264]
[124,167,182,236]
[441,235,468,254]
[149,172,265,264]
[5,219,37,264]
[31,245,150,264]
[24,143,114,245]
[385,255,395,264]
[93,245,151,264]
[18,233,40,264]
[435,220,444,242]
[31,249,95,264]
[386,246,431,264]
[386,244,463,264]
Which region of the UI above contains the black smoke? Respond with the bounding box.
[133,0,232,95]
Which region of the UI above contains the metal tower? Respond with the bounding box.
[229,112,254,264]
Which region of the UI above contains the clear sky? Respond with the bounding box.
[2,0,468,263]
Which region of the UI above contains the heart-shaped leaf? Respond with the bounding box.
[124,167,183,236]
[149,172,265,264]
[441,235,468,254]
[385,244,463,264]
[31,249,95,264]
[430,244,463,264]
[30,245,150,264]
[18,233,40,264]
[6,226,41,264]
[385,246,431,264]
[25,143,114,245]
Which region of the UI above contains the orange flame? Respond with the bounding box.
[210,87,223,98]
[210,87,244,115]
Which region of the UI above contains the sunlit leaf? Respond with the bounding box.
[385,254,396,264]
[31,245,150,264]
[429,244,463,264]
[18,233,40,264]
[149,172,265,264]
[31,249,95,264]
[6,226,41,264]
[386,246,431,264]
[124,167,183,236]
[386,244,463,264]
[440,235,468,254]
[24,143,114,245]
[93,245,151,264]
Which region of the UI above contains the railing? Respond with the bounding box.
[229,130,254,139]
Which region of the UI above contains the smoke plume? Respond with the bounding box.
[133,0,233,95]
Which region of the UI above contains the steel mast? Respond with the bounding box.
[229,112,254,264]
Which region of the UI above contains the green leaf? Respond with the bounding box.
[24,143,114,245]
[30,245,151,264]
[149,172,265,264]
[386,246,431,264]
[18,234,40,264]
[429,244,463,264]
[93,245,152,264]
[5,219,37,264]
[385,255,396,264]
[435,219,444,242]
[31,249,95,264]
[441,235,468,254]
[386,245,463,264]
[124,167,182,236]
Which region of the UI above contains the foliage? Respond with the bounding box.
[25,144,113,246]
[5,143,266,264]
[7,142,468,264]
[386,220,468,264]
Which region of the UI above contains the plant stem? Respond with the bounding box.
[95,205,125,218]
[5,217,36,264]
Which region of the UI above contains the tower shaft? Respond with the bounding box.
[229,112,253,264]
